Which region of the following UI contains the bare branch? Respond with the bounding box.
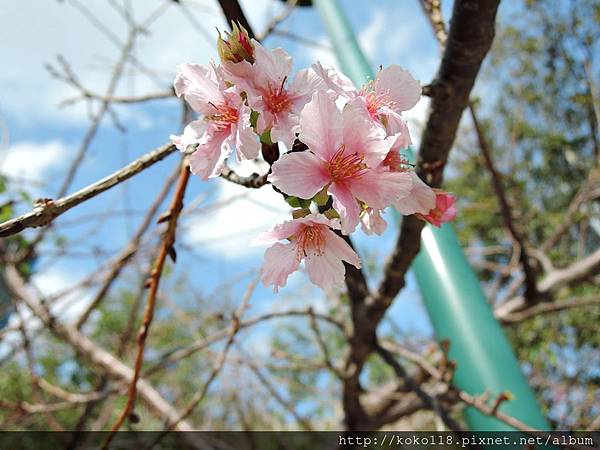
[156,276,257,440]
[499,295,600,323]
[220,164,269,188]
[468,102,539,302]
[0,143,177,237]
[105,161,190,444]
[257,0,298,41]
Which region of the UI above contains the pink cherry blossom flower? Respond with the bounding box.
[381,149,436,216]
[268,92,413,234]
[233,42,324,147]
[416,191,457,227]
[254,214,361,291]
[170,63,259,180]
[357,150,437,234]
[313,62,420,149]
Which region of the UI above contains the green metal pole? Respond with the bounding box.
[312,0,550,431]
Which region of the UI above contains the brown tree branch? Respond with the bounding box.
[105,160,190,446]
[468,103,540,302]
[0,143,177,238]
[498,295,600,323]
[373,0,500,309]
[220,164,269,188]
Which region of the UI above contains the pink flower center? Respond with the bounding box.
[263,78,291,114]
[205,103,238,131]
[294,224,326,259]
[328,146,366,181]
[360,80,396,119]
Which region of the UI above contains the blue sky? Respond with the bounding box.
[0,0,463,339]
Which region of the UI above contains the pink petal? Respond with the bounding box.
[270,112,298,150]
[299,91,343,162]
[221,59,254,88]
[305,251,346,290]
[235,106,260,160]
[289,67,326,98]
[188,129,230,180]
[174,64,223,114]
[252,220,302,245]
[268,151,330,199]
[375,65,421,112]
[312,62,357,99]
[329,182,361,234]
[170,119,208,152]
[349,170,412,210]
[260,242,300,292]
[253,42,292,87]
[386,112,412,150]
[324,230,361,268]
[360,208,388,236]
[394,172,436,215]
[342,98,392,167]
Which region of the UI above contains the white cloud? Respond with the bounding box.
[0,0,224,126]
[0,140,68,185]
[183,159,291,260]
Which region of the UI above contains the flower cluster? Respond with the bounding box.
[171,24,456,292]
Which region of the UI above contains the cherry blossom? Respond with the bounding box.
[416,191,457,227]
[269,91,412,234]
[234,42,324,147]
[381,149,436,216]
[253,214,361,291]
[170,63,259,179]
[314,62,420,149]
[173,25,457,293]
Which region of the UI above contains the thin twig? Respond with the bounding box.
[0,143,176,237]
[104,161,190,447]
[468,103,539,301]
[220,164,269,188]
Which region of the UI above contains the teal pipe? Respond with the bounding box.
[312,0,550,431]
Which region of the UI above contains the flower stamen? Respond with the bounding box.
[294,224,326,260]
[328,145,367,181]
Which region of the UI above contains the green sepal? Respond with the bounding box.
[285,196,311,209]
[313,187,330,206]
[250,110,259,130]
[259,129,273,145]
[292,208,311,219]
[323,208,340,219]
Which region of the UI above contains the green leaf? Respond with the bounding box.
[259,129,273,145]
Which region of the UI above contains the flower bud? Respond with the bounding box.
[217,22,255,64]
